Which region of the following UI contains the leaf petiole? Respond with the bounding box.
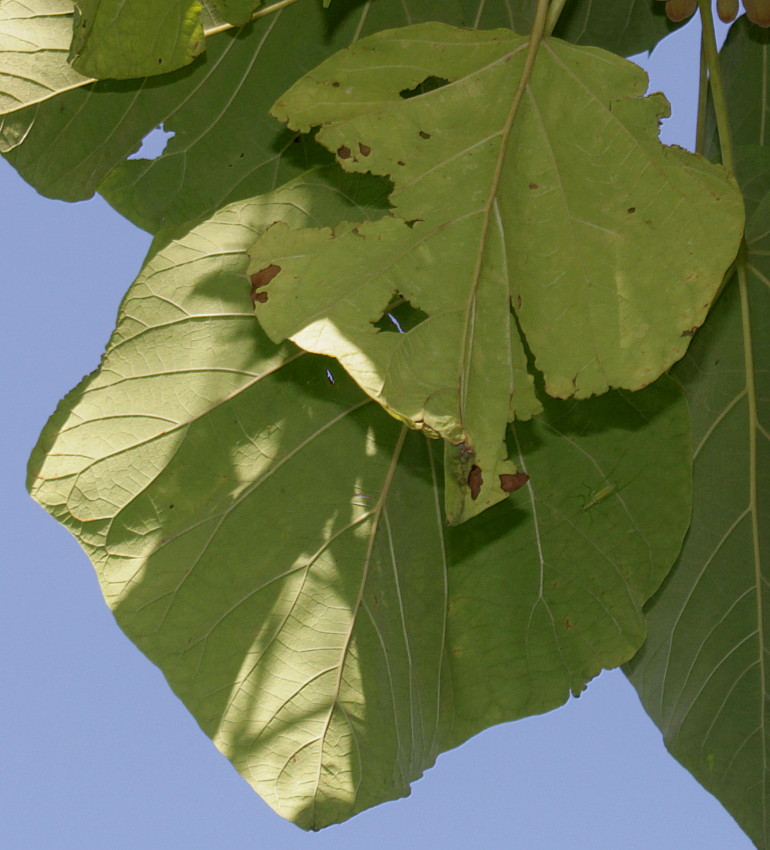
[204,0,305,38]
[544,0,570,37]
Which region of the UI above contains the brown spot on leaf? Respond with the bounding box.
[397,160,406,166]
[529,182,538,190]
[332,81,340,87]
[337,145,352,159]
[681,325,699,337]
[358,142,371,156]
[499,472,529,493]
[516,295,522,310]
[468,465,483,500]
[627,207,636,213]
[419,130,431,139]
[249,263,281,307]
[564,619,573,630]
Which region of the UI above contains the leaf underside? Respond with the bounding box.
[28,174,693,828]
[248,23,743,523]
[7,0,758,838]
[625,21,770,847]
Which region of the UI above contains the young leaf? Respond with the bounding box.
[69,0,206,79]
[248,23,744,522]
[625,144,770,850]
[28,176,692,829]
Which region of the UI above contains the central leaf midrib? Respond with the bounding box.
[457,23,548,426]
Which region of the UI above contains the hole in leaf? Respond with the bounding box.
[399,76,450,99]
[127,123,175,161]
[372,296,429,333]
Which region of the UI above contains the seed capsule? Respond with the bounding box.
[664,0,697,21]
[717,0,739,21]
[744,0,770,26]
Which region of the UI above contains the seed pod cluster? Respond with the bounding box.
[656,0,770,24]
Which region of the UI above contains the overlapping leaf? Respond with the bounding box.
[248,23,743,522]
[69,0,205,78]
[0,0,467,228]
[0,0,93,151]
[626,20,770,847]
[28,167,693,827]
[625,142,770,849]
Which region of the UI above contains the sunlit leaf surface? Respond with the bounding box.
[249,23,743,522]
[29,175,693,828]
[0,0,92,150]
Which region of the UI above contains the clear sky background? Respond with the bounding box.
[1,11,756,850]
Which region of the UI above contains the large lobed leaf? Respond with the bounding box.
[28,170,693,828]
[247,23,743,523]
[1,0,687,231]
[625,20,770,845]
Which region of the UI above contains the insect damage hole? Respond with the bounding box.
[399,76,450,99]
[372,295,429,334]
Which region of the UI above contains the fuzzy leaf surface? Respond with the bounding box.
[249,23,743,522]
[28,172,692,828]
[625,142,770,849]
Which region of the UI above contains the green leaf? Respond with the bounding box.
[69,0,205,79]
[0,0,466,228]
[0,0,93,151]
[625,145,770,849]
[29,174,693,829]
[248,23,743,523]
[481,0,683,57]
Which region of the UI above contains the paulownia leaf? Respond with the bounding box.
[0,0,93,151]
[28,170,693,829]
[0,0,465,229]
[248,23,743,523]
[625,142,770,849]
[69,0,206,79]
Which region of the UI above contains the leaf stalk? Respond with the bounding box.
[204,0,304,38]
[544,0,570,36]
[697,0,733,172]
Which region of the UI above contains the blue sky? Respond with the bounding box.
[0,12,755,849]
